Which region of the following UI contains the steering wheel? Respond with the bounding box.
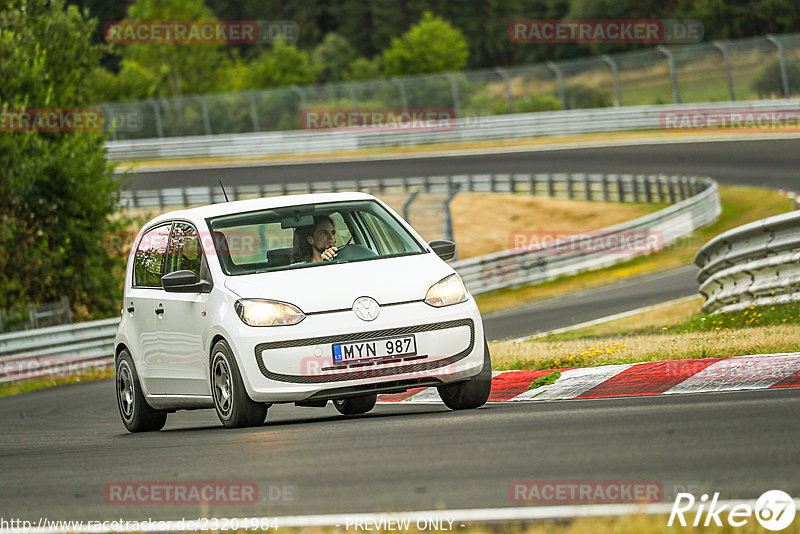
[331,244,377,262]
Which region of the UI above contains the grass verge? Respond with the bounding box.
[492,300,800,371]
[475,186,796,315]
[0,366,114,398]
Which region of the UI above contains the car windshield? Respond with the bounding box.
[206,199,426,275]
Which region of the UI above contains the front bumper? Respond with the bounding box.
[231,300,485,402]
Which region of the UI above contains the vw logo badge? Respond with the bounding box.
[353,296,380,321]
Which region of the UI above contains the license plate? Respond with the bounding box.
[332,335,417,363]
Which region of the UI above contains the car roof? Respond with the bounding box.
[142,191,378,228]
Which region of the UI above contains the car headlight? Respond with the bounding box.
[425,274,468,307]
[234,299,305,326]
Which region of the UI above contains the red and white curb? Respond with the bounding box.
[378,352,800,403]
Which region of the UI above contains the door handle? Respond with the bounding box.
[155,304,165,316]
[126,305,135,313]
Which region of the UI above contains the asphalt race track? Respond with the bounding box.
[127,138,800,191]
[482,265,699,341]
[2,138,799,523]
[2,382,799,521]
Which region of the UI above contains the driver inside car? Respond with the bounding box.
[291,215,339,263]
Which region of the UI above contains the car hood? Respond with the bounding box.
[222,253,456,313]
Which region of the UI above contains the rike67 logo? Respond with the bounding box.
[669,490,796,531]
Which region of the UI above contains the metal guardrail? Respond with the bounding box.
[105,99,800,162]
[454,176,720,295]
[695,210,800,313]
[1,173,720,383]
[120,172,705,210]
[0,318,117,383]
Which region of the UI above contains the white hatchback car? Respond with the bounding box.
[115,192,491,431]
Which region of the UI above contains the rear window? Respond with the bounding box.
[206,200,425,275]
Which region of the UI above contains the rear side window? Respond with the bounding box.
[166,222,202,278]
[133,223,171,287]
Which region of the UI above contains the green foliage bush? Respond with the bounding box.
[564,83,613,109]
[0,0,123,328]
[752,57,800,98]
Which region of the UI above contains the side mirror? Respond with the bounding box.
[428,240,456,261]
[161,270,212,293]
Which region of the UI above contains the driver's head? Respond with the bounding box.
[306,215,335,254]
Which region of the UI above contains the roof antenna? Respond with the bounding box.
[219,179,230,202]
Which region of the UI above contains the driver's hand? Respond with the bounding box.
[321,246,338,261]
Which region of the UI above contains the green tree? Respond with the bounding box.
[247,39,317,89]
[312,33,358,83]
[0,0,123,328]
[114,0,238,98]
[382,11,469,77]
[342,56,383,82]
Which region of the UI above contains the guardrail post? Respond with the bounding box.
[583,174,591,201]
[602,174,609,202]
[391,78,409,113]
[547,174,555,197]
[403,190,420,222]
[601,55,622,107]
[657,176,666,203]
[195,95,212,135]
[668,180,676,204]
[658,46,681,104]
[442,72,461,118]
[645,176,653,203]
[101,105,117,141]
[616,175,625,202]
[157,188,164,209]
[245,92,261,132]
[147,99,164,138]
[290,85,308,116]
[494,67,514,113]
[767,35,791,98]
[546,62,567,109]
[181,187,188,207]
[632,176,640,203]
[529,174,536,195]
[343,82,359,112]
[713,41,736,101]
[258,183,265,197]
[489,173,496,192]
[443,184,460,249]
[566,174,574,199]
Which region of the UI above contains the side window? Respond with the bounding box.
[134,224,172,287]
[166,222,202,277]
[361,212,406,254]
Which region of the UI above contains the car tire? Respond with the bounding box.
[437,339,492,410]
[211,340,268,429]
[333,394,377,415]
[116,350,168,432]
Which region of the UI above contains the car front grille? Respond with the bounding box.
[255,319,474,383]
